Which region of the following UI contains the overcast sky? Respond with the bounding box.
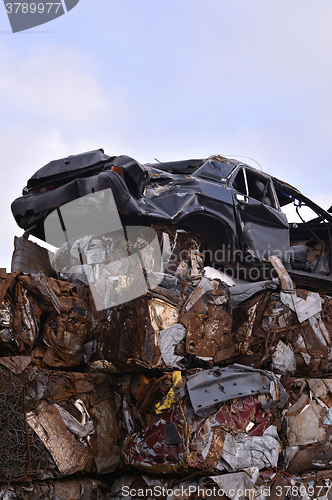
[0,0,332,270]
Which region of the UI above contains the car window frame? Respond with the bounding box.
[230,166,280,210]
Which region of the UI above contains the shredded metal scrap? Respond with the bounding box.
[3,239,332,497]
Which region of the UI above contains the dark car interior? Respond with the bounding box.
[231,166,332,276]
[275,186,332,276]
[232,167,275,208]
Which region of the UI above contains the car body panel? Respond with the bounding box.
[234,194,290,261]
[27,149,111,190]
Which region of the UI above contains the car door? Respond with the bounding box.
[232,167,290,262]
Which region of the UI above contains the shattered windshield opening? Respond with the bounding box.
[195,157,235,182]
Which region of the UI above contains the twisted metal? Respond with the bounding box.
[0,366,48,482]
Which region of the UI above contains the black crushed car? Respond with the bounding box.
[11,149,332,291]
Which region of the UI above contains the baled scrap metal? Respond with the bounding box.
[27,227,234,371]
[51,222,204,312]
[278,295,332,376]
[109,475,170,500]
[262,294,331,376]
[19,273,93,368]
[11,235,55,276]
[13,470,330,500]
[95,275,234,370]
[0,478,108,500]
[223,257,332,375]
[0,359,120,481]
[7,246,332,487]
[49,370,121,476]
[0,259,280,374]
[37,294,91,368]
[281,375,332,475]
[122,365,284,475]
[26,402,93,476]
[231,274,332,376]
[0,364,48,484]
[0,267,287,482]
[267,256,332,375]
[45,369,121,476]
[96,294,162,370]
[179,279,233,362]
[123,402,188,474]
[0,271,95,367]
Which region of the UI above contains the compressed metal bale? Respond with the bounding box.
[8,238,332,487]
[107,469,332,500]
[96,294,162,370]
[231,284,332,376]
[94,273,235,371]
[37,295,91,368]
[179,280,233,362]
[281,376,332,475]
[12,282,41,352]
[0,364,49,483]
[0,361,120,481]
[0,271,101,370]
[121,366,284,475]
[11,235,55,276]
[0,478,108,500]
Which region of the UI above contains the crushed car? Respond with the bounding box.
[11,149,332,293]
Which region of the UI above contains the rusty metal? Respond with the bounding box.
[180,288,233,359]
[5,220,332,489]
[97,294,161,370]
[41,297,90,368]
[13,282,41,351]
[0,366,48,482]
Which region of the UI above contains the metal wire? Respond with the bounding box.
[0,366,48,482]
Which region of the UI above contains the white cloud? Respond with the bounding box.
[0,43,113,127]
[0,39,138,268]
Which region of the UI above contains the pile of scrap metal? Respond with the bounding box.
[3,239,332,499]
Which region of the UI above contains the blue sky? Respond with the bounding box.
[0,0,332,270]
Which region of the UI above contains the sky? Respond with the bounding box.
[0,0,332,270]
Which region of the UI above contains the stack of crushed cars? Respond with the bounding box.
[2,228,332,499]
